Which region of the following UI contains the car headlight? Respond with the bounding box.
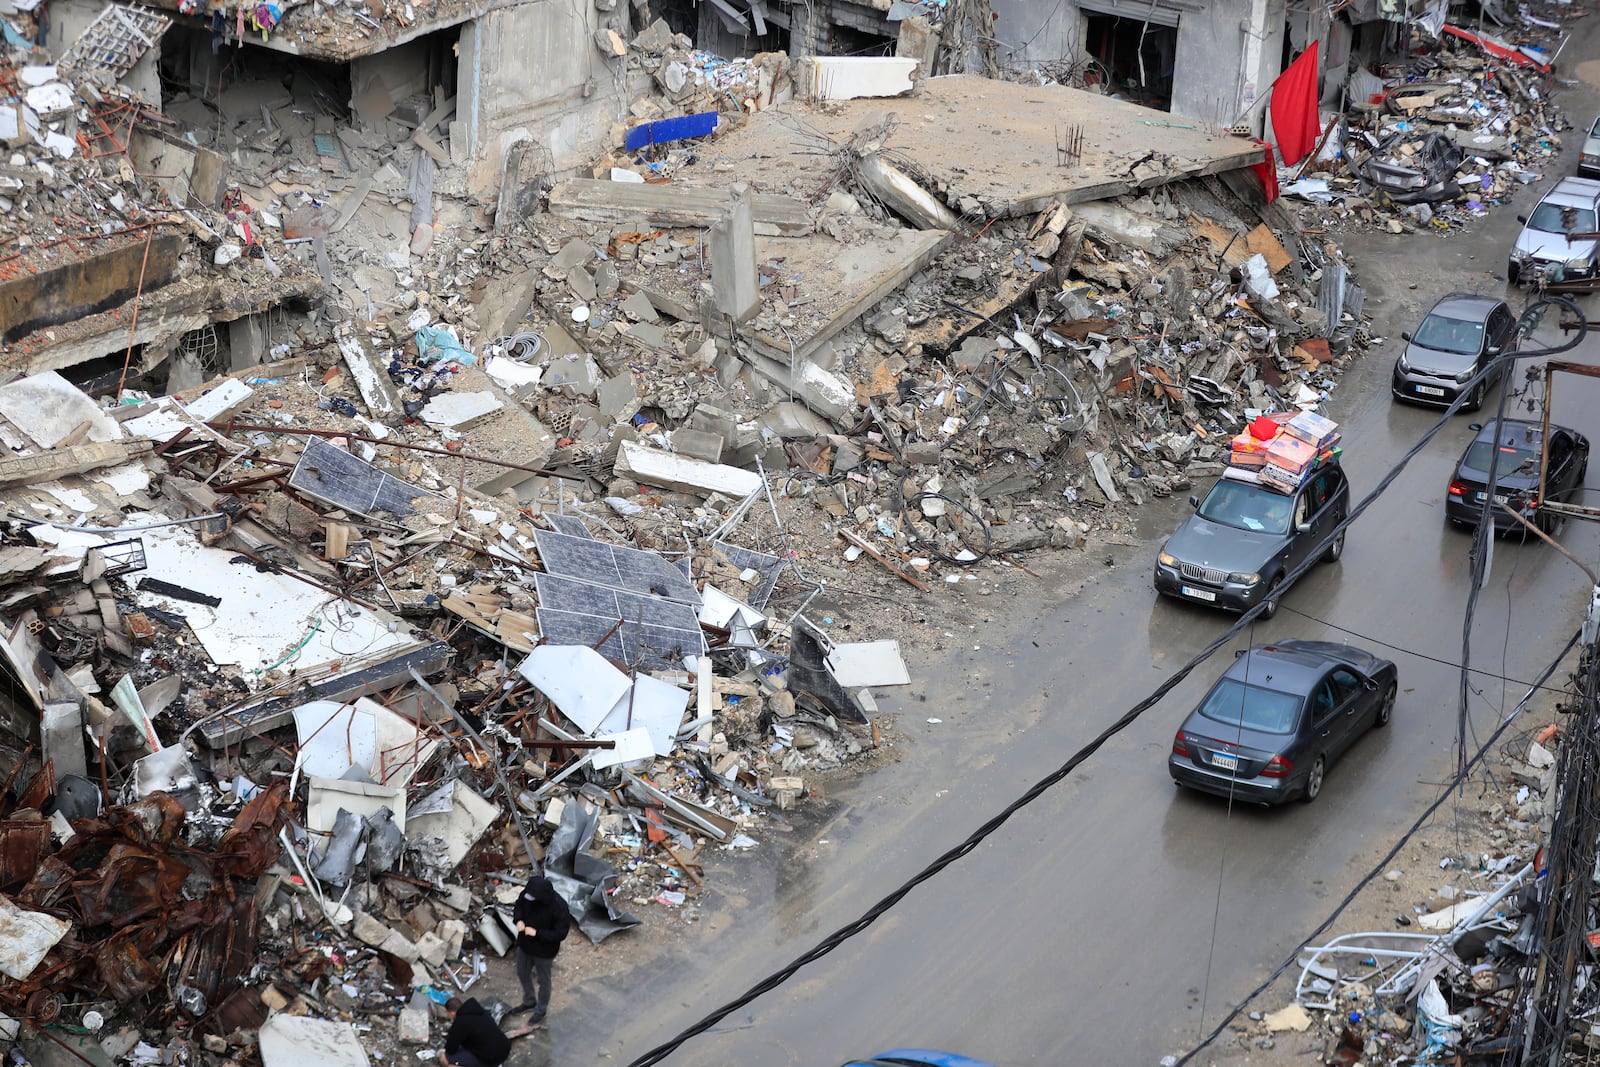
[1228,571,1259,585]
[1567,256,1592,269]
[1159,551,1177,567]
[1456,368,1477,384]
[1396,354,1411,373]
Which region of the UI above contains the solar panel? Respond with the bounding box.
[534,529,699,603]
[711,540,786,610]
[545,514,593,539]
[289,438,442,518]
[534,572,705,669]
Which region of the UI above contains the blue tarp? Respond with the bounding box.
[414,326,476,365]
[625,112,718,153]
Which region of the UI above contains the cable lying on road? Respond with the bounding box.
[621,301,1590,1067]
[1173,627,1580,1065]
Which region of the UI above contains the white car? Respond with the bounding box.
[1508,176,1600,285]
[1582,115,1600,177]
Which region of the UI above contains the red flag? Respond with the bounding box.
[1270,42,1320,168]
[1252,140,1279,204]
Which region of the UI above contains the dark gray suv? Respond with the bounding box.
[1154,463,1350,618]
[1391,294,1517,411]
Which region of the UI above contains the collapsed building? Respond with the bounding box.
[0,0,1582,1058]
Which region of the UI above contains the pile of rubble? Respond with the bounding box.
[1206,718,1563,1065]
[1285,8,1572,234]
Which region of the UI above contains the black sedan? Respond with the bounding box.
[1445,419,1589,535]
[1169,641,1397,805]
[1154,463,1349,619]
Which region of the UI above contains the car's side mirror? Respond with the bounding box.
[1296,522,1312,534]
[1234,649,1248,658]
[1487,344,1502,355]
[1189,495,1200,509]
[1517,214,1528,224]
[1469,423,1483,431]
[1364,678,1379,691]
[1400,331,1411,342]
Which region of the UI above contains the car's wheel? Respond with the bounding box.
[1259,577,1282,619]
[1466,379,1487,412]
[1323,526,1346,563]
[1507,259,1521,284]
[1301,755,1326,803]
[1375,683,1396,728]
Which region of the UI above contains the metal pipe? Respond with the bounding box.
[206,422,587,481]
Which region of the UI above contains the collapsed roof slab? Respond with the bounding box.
[741,226,953,369]
[682,75,1266,219]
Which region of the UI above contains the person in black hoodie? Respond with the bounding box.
[511,875,572,1024]
[439,997,531,1067]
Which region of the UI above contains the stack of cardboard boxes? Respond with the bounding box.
[1228,411,1341,494]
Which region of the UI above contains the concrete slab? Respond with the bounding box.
[419,390,504,431]
[672,75,1263,219]
[803,57,918,101]
[548,179,814,236]
[615,440,763,498]
[743,227,953,367]
[0,370,121,448]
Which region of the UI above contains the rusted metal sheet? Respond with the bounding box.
[0,819,50,889]
[182,893,259,1003]
[69,843,190,927]
[97,926,165,1002]
[14,760,54,813]
[0,782,290,1022]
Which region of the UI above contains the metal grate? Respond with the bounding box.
[177,324,220,378]
[1179,562,1227,584]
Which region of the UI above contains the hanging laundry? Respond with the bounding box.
[210,8,225,53]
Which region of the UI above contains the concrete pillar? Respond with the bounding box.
[457,20,481,160]
[708,184,759,324]
[227,314,266,372]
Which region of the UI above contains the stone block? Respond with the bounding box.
[352,910,392,947]
[671,428,725,463]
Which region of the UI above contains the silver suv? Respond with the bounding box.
[1509,176,1600,285]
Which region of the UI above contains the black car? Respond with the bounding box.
[1391,294,1517,410]
[1169,641,1398,805]
[1154,463,1349,619]
[1445,419,1590,534]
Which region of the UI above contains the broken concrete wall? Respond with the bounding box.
[463,0,639,200]
[0,236,183,346]
[129,129,228,210]
[45,0,160,104]
[351,35,437,115]
[989,0,1288,129]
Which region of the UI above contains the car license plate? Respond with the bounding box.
[1475,492,1509,505]
[1416,385,1446,397]
[1211,753,1239,772]
[1180,585,1217,602]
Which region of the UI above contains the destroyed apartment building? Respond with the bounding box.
[0,1,1394,1062]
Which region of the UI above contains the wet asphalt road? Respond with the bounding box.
[550,75,1600,1067]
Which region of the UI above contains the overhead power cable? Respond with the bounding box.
[1174,628,1579,1065]
[622,300,1588,1067]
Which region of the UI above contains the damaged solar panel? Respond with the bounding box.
[533,530,698,603]
[544,514,593,539]
[711,540,785,610]
[289,438,443,518]
[533,572,704,669]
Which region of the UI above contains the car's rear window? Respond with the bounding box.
[1464,440,1541,474]
[1529,202,1598,234]
[1199,679,1302,734]
[1198,479,1293,534]
[1413,312,1484,355]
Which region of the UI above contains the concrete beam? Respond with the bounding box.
[708,185,760,324]
[547,179,813,236]
[0,439,153,488]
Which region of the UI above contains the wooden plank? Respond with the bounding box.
[547,178,813,237]
[837,527,930,591]
[1245,223,1294,274]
